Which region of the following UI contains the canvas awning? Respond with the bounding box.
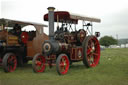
[0,18,47,28]
[44,11,101,24]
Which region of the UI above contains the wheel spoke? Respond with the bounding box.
[90,39,93,48]
[8,57,11,63]
[87,55,91,62]
[10,56,16,72]
[92,53,98,56]
[60,62,64,66]
[87,48,92,55]
[10,65,13,71]
[94,41,98,46]
[13,59,17,63]
[60,65,65,72]
[62,58,65,62]
[36,61,41,66]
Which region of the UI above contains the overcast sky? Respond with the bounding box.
[1,0,128,39]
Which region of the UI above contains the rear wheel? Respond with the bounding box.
[56,54,69,75]
[2,53,17,72]
[83,36,100,67]
[32,53,46,73]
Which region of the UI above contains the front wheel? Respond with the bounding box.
[32,53,46,73]
[56,54,70,75]
[2,53,17,72]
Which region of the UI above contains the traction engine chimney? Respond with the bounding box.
[47,7,55,40]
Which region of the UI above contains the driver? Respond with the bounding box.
[12,24,22,36]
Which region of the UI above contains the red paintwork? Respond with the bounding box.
[7,55,17,72]
[21,32,29,44]
[35,55,46,72]
[32,8,101,75]
[70,47,83,60]
[47,55,56,60]
[59,55,69,75]
[44,11,78,24]
[86,36,100,67]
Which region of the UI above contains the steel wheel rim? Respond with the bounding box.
[86,37,100,67]
[35,55,45,72]
[59,56,69,75]
[7,55,17,72]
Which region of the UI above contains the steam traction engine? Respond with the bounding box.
[32,7,101,75]
[0,18,48,72]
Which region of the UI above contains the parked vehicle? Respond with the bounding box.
[32,7,101,75]
[0,18,48,72]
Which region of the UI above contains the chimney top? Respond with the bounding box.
[47,7,55,11]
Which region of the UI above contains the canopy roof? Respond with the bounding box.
[70,13,101,23]
[0,18,47,28]
[44,11,101,24]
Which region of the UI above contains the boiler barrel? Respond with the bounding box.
[42,40,69,55]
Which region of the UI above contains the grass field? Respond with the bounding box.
[0,48,128,85]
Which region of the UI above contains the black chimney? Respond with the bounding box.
[47,7,55,40]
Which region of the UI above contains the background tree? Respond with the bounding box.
[99,36,117,47]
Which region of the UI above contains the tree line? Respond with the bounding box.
[99,36,117,47]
